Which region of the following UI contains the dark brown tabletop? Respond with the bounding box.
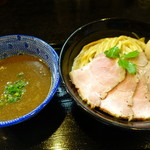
[0,0,150,149]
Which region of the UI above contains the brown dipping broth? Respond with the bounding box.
[0,55,52,121]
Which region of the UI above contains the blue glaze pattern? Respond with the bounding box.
[0,34,60,127]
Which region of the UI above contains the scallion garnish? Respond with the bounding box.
[0,73,28,107]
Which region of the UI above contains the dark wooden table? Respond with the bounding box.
[1,0,150,149]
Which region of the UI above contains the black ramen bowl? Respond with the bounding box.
[59,18,150,130]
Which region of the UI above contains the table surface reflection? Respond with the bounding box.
[0,0,150,149]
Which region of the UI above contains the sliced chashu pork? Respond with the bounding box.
[100,73,139,120]
[132,62,150,120]
[69,53,126,108]
[99,52,148,120]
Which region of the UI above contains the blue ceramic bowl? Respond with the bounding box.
[0,34,60,127]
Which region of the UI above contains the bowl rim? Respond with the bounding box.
[59,18,150,130]
[0,34,60,127]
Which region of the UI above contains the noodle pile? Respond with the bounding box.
[72,35,146,70]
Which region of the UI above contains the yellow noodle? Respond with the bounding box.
[72,35,146,70]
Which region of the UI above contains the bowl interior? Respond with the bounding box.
[0,35,60,127]
[0,35,59,88]
[59,18,150,130]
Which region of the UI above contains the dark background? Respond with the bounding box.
[1,0,150,44]
[0,0,150,149]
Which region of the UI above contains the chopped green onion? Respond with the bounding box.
[0,73,28,107]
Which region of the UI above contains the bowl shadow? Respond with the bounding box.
[0,84,67,149]
[72,103,150,150]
